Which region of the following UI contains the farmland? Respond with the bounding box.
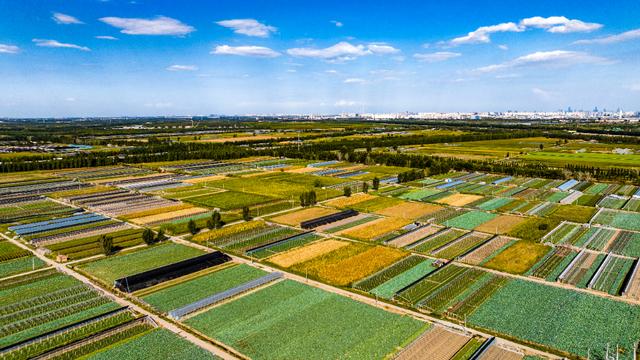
[185,279,427,359]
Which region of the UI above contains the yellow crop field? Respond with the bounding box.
[475,215,526,234]
[183,175,226,184]
[436,193,484,207]
[270,207,338,226]
[338,217,411,241]
[290,243,407,286]
[131,207,209,225]
[269,239,349,268]
[192,220,266,242]
[324,193,376,208]
[375,201,442,220]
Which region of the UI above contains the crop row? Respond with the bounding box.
[418,269,485,313]
[0,242,31,262]
[354,255,425,292]
[411,229,468,254]
[448,276,508,318]
[432,232,490,260]
[396,265,467,305]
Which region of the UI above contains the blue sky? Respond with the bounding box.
[0,0,639,117]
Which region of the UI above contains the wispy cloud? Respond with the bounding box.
[335,99,359,107]
[474,50,610,73]
[212,45,280,57]
[447,16,602,46]
[99,16,195,36]
[344,78,366,84]
[532,87,554,99]
[520,16,602,33]
[32,39,90,51]
[52,12,83,25]
[287,41,398,62]
[216,19,276,37]
[498,44,509,50]
[450,22,523,46]
[414,51,461,62]
[331,20,343,27]
[574,28,640,45]
[0,44,19,54]
[95,35,118,40]
[166,64,198,71]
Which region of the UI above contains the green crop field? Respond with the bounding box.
[142,264,267,312]
[593,209,640,231]
[470,280,640,359]
[370,259,438,299]
[520,151,640,168]
[86,328,218,360]
[185,280,427,359]
[78,243,204,285]
[0,256,46,278]
[186,190,275,210]
[442,211,497,230]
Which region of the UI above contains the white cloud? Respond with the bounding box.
[216,19,276,37]
[335,100,357,106]
[344,78,366,84]
[0,44,19,54]
[65,97,77,102]
[520,16,602,33]
[475,50,610,73]
[532,87,553,99]
[52,12,83,25]
[287,41,398,61]
[367,43,400,54]
[325,69,338,74]
[32,39,90,51]
[414,51,461,62]
[144,102,173,108]
[95,35,118,40]
[212,45,280,58]
[450,22,523,46]
[574,28,640,45]
[166,64,198,71]
[286,69,297,73]
[331,20,343,27]
[498,44,509,50]
[447,16,602,46]
[99,16,195,36]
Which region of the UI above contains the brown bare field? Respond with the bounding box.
[290,242,407,286]
[461,236,514,265]
[269,239,349,268]
[396,326,471,360]
[183,175,226,184]
[481,346,523,360]
[436,193,484,207]
[270,207,338,226]
[338,217,412,241]
[375,202,442,220]
[387,224,443,248]
[324,193,376,208]
[475,215,526,234]
[625,267,640,300]
[130,206,208,225]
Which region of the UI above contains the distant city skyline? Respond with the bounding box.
[1,0,639,117]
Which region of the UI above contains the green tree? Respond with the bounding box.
[142,229,155,245]
[156,229,167,242]
[242,206,251,221]
[372,177,380,190]
[188,219,199,235]
[362,182,369,193]
[343,186,352,197]
[212,211,223,229]
[99,235,113,256]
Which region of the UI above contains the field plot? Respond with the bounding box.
[395,326,476,360]
[543,222,584,244]
[324,193,376,208]
[345,196,404,212]
[129,207,209,226]
[623,198,640,212]
[460,236,514,265]
[0,198,78,225]
[469,279,640,360]
[436,193,484,207]
[140,263,266,313]
[410,228,468,254]
[65,189,179,218]
[85,328,217,360]
[268,239,349,268]
[589,255,634,295]
[398,188,443,201]
[46,228,145,260]
[386,224,443,248]
[476,197,513,211]
[442,211,497,230]
[288,242,407,286]
[582,227,617,250]
[77,242,204,285]
[432,231,492,260]
[354,255,438,299]
[58,166,151,181]
[270,207,338,226]
[186,190,274,210]
[0,269,133,358]
[599,195,629,209]
[0,241,45,278]
[593,209,640,231]
[338,216,411,241]
[482,241,550,275]
[607,230,640,257]
[507,217,561,242]
[475,215,526,234]
[529,247,579,281]
[314,213,378,233]
[558,251,604,287]
[375,201,442,220]
[185,279,426,359]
